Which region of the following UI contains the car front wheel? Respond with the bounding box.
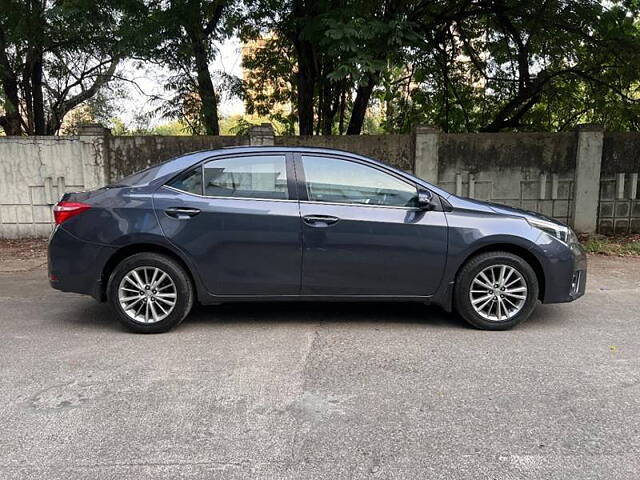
[108,252,194,333]
[454,251,539,330]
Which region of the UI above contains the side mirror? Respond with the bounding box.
[417,189,436,211]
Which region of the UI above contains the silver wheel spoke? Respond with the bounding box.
[149,268,159,287]
[504,292,526,300]
[503,296,519,309]
[477,297,493,312]
[502,268,514,286]
[469,264,527,322]
[499,298,508,319]
[472,293,493,305]
[505,277,520,288]
[505,286,526,293]
[131,270,146,289]
[155,301,168,315]
[473,278,493,290]
[124,276,142,290]
[118,266,177,324]
[149,301,159,322]
[156,292,176,298]
[479,272,493,287]
[153,272,167,289]
[124,296,144,309]
[121,294,143,301]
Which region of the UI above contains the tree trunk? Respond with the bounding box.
[31,47,46,135]
[315,77,323,135]
[346,73,378,135]
[22,59,34,134]
[338,82,346,135]
[321,81,340,136]
[291,0,318,135]
[27,0,46,135]
[0,26,22,135]
[191,37,219,135]
[295,43,316,135]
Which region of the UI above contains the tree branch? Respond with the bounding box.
[47,56,121,133]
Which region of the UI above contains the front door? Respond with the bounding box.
[297,154,448,296]
[154,153,301,295]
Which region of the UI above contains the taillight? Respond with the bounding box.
[53,202,91,225]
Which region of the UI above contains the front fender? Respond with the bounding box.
[431,208,568,310]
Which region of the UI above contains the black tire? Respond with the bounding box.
[107,252,194,333]
[454,251,539,330]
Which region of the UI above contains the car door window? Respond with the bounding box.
[203,155,288,200]
[302,156,418,207]
[167,167,203,195]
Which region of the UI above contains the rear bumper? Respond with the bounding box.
[48,226,116,301]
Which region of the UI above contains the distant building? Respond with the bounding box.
[241,34,294,120]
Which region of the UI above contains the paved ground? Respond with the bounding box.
[1,253,639,479]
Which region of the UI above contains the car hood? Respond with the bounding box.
[447,195,567,226]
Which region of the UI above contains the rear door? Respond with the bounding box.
[297,154,448,296]
[153,153,301,295]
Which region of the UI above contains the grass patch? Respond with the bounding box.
[580,234,640,257]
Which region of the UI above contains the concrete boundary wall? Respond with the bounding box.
[0,133,106,237]
[1,123,639,238]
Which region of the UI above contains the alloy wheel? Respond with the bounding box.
[118,266,177,324]
[469,264,528,322]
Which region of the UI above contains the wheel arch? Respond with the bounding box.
[456,243,546,301]
[100,242,199,302]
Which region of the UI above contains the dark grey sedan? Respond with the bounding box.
[48,147,586,333]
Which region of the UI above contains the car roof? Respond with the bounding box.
[203,146,405,173]
[216,145,377,158]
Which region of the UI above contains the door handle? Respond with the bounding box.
[303,214,339,227]
[165,207,201,219]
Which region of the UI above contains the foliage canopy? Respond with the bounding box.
[2,0,640,135]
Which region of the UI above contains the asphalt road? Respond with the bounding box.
[1,254,639,479]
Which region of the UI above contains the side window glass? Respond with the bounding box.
[302,156,418,207]
[203,155,288,200]
[167,167,202,195]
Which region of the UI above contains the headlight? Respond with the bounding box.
[526,218,578,245]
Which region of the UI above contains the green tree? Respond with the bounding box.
[394,0,640,132]
[243,0,419,135]
[0,0,143,135]
[243,0,640,134]
[139,0,242,135]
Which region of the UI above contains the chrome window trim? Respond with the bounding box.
[161,184,298,203]
[299,200,420,211]
[162,185,420,210]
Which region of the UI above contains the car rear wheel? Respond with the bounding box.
[454,251,539,330]
[108,252,194,333]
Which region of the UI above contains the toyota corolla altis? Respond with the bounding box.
[48,147,586,333]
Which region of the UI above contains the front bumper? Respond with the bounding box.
[541,241,587,304]
[48,226,116,301]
